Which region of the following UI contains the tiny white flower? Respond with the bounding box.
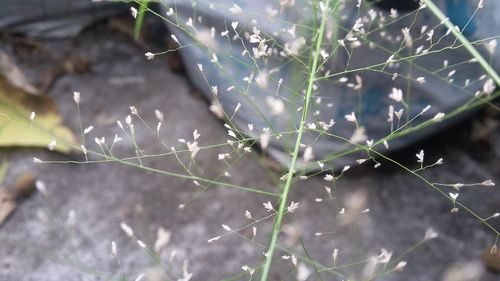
[350,127,367,143]
[303,146,314,163]
[154,109,164,122]
[145,52,155,60]
[129,106,138,115]
[265,96,284,115]
[288,24,296,38]
[120,222,134,237]
[73,91,80,104]
[48,139,57,151]
[113,134,122,144]
[389,88,403,103]
[111,241,117,256]
[137,240,146,248]
[378,248,393,264]
[156,122,162,137]
[211,53,218,63]
[356,158,368,164]
[231,21,238,30]
[345,112,357,123]
[401,27,413,48]
[320,49,328,60]
[394,261,407,272]
[234,103,241,114]
[420,105,431,115]
[125,115,132,125]
[483,79,495,95]
[130,7,138,19]
[229,4,242,14]
[287,201,300,213]
[426,30,434,42]
[211,85,218,96]
[481,180,495,186]
[432,112,445,122]
[134,273,144,281]
[386,55,395,65]
[324,174,334,182]
[166,7,174,16]
[416,77,426,84]
[208,236,221,243]
[94,137,105,145]
[319,1,326,13]
[352,18,363,32]
[81,145,87,156]
[83,126,94,135]
[449,193,459,200]
[171,34,180,45]
[395,109,404,120]
[260,131,271,150]
[263,201,274,212]
[35,180,48,196]
[424,228,438,240]
[227,129,237,138]
[416,150,424,163]
[390,8,398,18]
[486,39,497,55]
[297,263,311,281]
[383,140,389,149]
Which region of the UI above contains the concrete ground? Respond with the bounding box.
[0,21,499,281]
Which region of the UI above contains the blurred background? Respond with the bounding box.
[0,1,499,280]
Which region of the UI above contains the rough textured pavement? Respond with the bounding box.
[0,23,499,281]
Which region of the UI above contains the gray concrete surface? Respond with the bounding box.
[0,25,499,281]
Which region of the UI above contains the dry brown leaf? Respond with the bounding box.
[0,50,39,95]
[0,188,16,226]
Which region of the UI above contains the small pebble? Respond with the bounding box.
[14,173,36,199]
[482,246,500,273]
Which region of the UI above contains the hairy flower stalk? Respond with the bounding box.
[259,0,333,280]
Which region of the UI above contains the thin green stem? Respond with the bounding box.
[134,0,150,41]
[259,0,332,280]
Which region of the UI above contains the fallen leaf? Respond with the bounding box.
[0,187,16,226]
[0,160,7,184]
[0,50,39,95]
[0,75,76,153]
